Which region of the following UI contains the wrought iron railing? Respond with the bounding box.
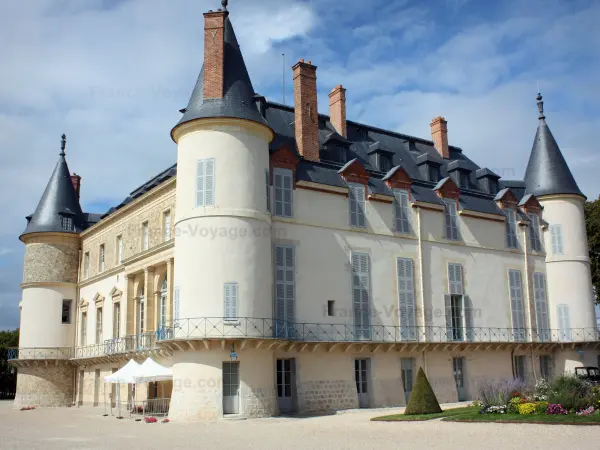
[7,322,599,361]
[73,333,158,359]
[158,317,600,344]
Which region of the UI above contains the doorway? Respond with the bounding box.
[276,359,296,414]
[452,357,467,401]
[401,358,414,404]
[223,362,240,415]
[354,358,370,408]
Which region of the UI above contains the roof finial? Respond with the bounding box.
[221,0,228,11]
[536,91,545,121]
[60,134,66,156]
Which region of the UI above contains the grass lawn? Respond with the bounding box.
[444,411,600,425]
[371,406,477,422]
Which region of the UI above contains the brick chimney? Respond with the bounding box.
[71,173,81,199]
[203,9,228,99]
[430,116,449,159]
[328,85,347,138]
[293,59,319,162]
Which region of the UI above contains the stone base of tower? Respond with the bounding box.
[168,348,278,422]
[13,364,74,408]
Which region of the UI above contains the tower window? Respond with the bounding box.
[62,299,72,324]
[327,300,335,317]
[60,215,73,231]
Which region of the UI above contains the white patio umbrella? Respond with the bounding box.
[103,359,142,418]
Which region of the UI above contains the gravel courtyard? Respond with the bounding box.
[1,400,600,450]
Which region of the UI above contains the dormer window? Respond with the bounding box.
[416,153,443,183]
[59,212,75,232]
[476,168,501,195]
[367,141,395,173]
[447,160,472,190]
[323,132,351,165]
[429,165,441,183]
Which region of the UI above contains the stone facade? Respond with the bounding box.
[14,364,74,407]
[22,235,80,284]
[80,181,175,280]
[297,380,358,413]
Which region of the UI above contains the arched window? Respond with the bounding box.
[159,276,167,329]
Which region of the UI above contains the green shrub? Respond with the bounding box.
[548,375,593,411]
[404,367,442,415]
[535,401,548,413]
[507,397,521,414]
[517,403,536,415]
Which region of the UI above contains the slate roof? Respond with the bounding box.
[523,95,583,198]
[171,14,267,138]
[21,147,86,238]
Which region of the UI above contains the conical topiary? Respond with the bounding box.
[404,367,442,415]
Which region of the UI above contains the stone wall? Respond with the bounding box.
[297,380,358,413]
[22,235,80,284]
[14,364,74,407]
[81,182,175,280]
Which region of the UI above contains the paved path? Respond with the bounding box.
[1,400,599,449]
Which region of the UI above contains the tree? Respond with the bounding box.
[0,329,19,399]
[585,196,600,304]
[404,366,442,415]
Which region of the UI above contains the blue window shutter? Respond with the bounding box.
[557,304,570,341]
[394,189,411,233]
[508,270,526,341]
[352,252,370,338]
[196,160,205,207]
[444,294,452,341]
[349,184,366,228]
[506,209,518,249]
[273,168,293,218]
[533,273,549,340]
[224,282,238,320]
[275,245,295,337]
[397,258,416,340]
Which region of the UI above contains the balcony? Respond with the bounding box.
[7,347,73,367]
[72,333,160,360]
[157,317,600,347]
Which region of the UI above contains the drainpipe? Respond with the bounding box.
[521,224,534,338]
[416,207,427,340]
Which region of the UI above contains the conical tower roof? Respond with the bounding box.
[20,135,85,239]
[524,93,584,198]
[171,13,267,139]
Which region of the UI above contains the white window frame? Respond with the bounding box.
[95,308,103,344]
[444,199,459,240]
[195,158,215,207]
[397,257,416,340]
[113,302,121,339]
[81,312,87,346]
[116,235,123,264]
[83,252,90,279]
[550,224,564,255]
[224,282,239,322]
[273,167,293,218]
[394,189,411,234]
[529,213,542,252]
[533,272,550,340]
[159,277,167,329]
[349,183,366,228]
[99,244,105,273]
[508,269,526,341]
[446,263,466,341]
[142,221,149,251]
[163,210,171,242]
[505,208,518,249]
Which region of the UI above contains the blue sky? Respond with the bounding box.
[0,0,599,329]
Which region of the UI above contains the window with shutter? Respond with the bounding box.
[173,286,180,327]
[195,158,216,207]
[447,263,464,341]
[505,209,518,249]
[540,355,552,380]
[533,272,550,341]
[550,224,564,255]
[529,213,542,251]
[274,245,295,337]
[116,235,123,264]
[224,282,239,321]
[99,244,105,272]
[508,270,526,341]
[163,211,171,242]
[349,183,366,228]
[352,252,371,339]
[394,189,411,234]
[557,304,571,341]
[397,258,416,340]
[273,168,293,217]
[444,199,459,240]
[84,252,90,279]
[142,222,149,251]
[266,169,271,213]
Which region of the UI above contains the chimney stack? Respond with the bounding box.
[71,173,81,199]
[293,59,320,162]
[203,9,228,99]
[329,85,347,138]
[430,116,449,159]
